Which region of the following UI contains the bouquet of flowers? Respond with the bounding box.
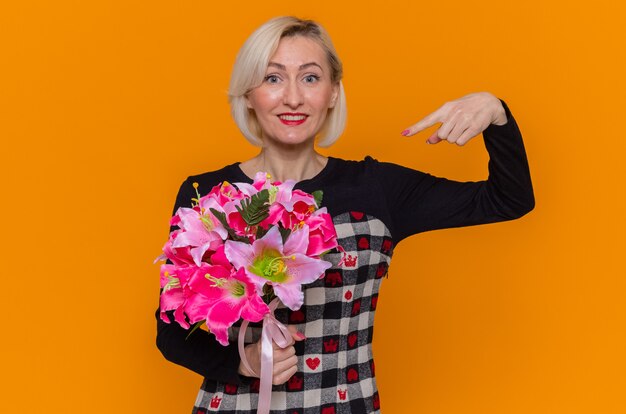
[156,172,338,346]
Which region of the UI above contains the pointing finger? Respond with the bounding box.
[401,110,442,137]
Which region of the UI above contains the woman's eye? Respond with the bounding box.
[265,75,280,84]
[304,75,320,83]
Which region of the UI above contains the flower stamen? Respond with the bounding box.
[230,281,246,297]
[221,181,233,198]
[251,252,296,283]
[192,182,201,207]
[205,273,226,287]
[163,272,181,291]
[264,255,295,276]
[200,215,214,232]
[268,186,278,204]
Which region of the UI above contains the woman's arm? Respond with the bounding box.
[374,93,534,243]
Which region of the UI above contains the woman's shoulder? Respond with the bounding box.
[329,154,383,169]
[182,161,249,189]
[330,155,417,175]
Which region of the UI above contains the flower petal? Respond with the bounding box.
[205,299,244,345]
[224,240,255,270]
[240,294,270,322]
[184,291,212,324]
[283,225,309,255]
[159,288,184,314]
[272,283,305,311]
[174,305,190,329]
[187,265,231,299]
[287,254,332,285]
[252,226,283,257]
[190,244,210,267]
[210,244,231,268]
[232,182,258,197]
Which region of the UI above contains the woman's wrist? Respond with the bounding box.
[490,95,508,126]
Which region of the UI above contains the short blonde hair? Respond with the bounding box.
[228,16,346,148]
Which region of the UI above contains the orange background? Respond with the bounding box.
[1,1,625,413]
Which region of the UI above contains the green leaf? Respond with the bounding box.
[312,190,323,208]
[209,208,250,244]
[256,225,269,239]
[186,321,206,340]
[318,248,335,256]
[236,189,270,226]
[277,222,292,244]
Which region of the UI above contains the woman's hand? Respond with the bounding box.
[238,325,305,385]
[401,92,507,146]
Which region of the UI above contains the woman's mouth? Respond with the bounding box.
[278,113,308,126]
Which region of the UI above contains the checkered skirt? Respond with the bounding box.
[192,211,394,413]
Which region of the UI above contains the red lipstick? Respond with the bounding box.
[278,113,308,126]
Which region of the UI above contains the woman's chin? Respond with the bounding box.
[262,134,316,149]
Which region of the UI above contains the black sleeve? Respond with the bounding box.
[155,178,244,384]
[374,99,535,243]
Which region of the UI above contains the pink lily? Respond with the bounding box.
[185,266,269,345]
[221,199,252,238]
[171,206,227,266]
[224,225,332,310]
[233,171,272,194]
[199,183,248,233]
[203,181,245,205]
[160,262,225,329]
[235,173,299,215]
[155,230,196,266]
[304,207,338,256]
[159,264,195,326]
[277,191,318,230]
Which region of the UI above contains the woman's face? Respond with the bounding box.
[246,36,339,147]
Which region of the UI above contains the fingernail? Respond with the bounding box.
[425,139,432,144]
[401,129,410,136]
[296,332,306,340]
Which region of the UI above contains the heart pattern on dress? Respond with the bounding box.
[350,211,364,220]
[357,237,369,249]
[306,357,321,370]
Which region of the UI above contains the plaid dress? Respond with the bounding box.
[192,211,392,414]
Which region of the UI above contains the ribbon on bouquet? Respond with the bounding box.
[238,298,291,414]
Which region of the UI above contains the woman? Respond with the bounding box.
[156,16,534,413]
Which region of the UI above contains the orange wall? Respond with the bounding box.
[2,1,625,412]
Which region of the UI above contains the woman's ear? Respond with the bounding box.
[245,93,253,109]
[329,82,340,108]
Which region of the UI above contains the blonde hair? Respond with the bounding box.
[228,16,346,148]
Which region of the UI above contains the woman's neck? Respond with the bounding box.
[240,147,328,183]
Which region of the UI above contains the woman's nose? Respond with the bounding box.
[283,80,304,108]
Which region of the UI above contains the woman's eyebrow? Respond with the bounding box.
[268,62,324,71]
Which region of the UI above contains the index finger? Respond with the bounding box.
[287,324,306,342]
[401,109,442,137]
